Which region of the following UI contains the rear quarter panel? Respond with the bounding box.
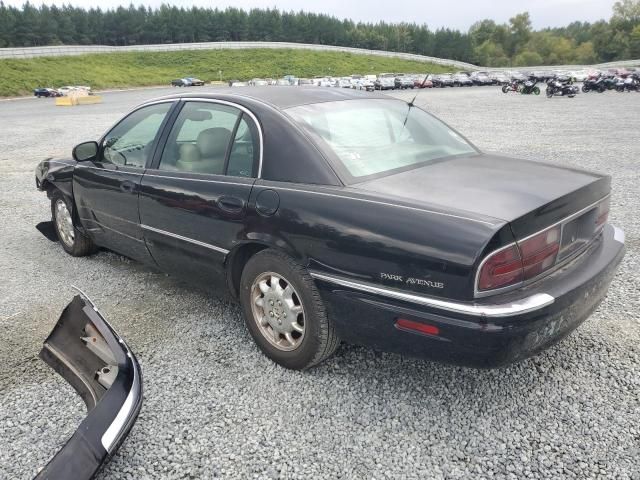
[248,181,509,301]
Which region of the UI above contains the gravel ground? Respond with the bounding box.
[0,86,639,480]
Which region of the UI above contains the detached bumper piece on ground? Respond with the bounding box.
[35,293,142,480]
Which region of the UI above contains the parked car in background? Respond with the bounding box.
[414,74,433,88]
[489,71,511,85]
[338,77,353,88]
[57,85,92,96]
[229,80,247,87]
[275,78,291,86]
[470,72,492,86]
[34,87,61,98]
[185,77,205,86]
[375,74,396,90]
[353,78,375,91]
[249,79,269,86]
[433,74,454,88]
[35,87,624,370]
[453,73,473,87]
[394,74,415,89]
[171,78,191,87]
[509,71,527,82]
[569,70,589,82]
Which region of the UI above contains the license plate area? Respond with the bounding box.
[558,208,598,261]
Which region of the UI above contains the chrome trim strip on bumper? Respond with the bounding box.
[101,350,140,452]
[140,224,229,255]
[613,225,625,244]
[310,272,555,317]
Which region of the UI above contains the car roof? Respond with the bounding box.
[153,86,390,110]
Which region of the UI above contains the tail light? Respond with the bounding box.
[595,197,610,231]
[477,197,610,295]
[477,225,561,293]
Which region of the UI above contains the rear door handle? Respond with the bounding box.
[120,180,136,194]
[217,196,245,213]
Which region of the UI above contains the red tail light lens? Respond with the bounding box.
[477,245,523,291]
[477,226,561,293]
[395,318,440,336]
[519,226,561,280]
[595,197,610,230]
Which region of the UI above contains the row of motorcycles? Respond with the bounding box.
[581,73,640,93]
[502,72,640,98]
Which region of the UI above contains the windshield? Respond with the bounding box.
[285,99,477,182]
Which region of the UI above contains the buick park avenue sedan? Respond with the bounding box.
[36,88,625,370]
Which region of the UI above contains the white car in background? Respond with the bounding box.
[338,77,352,88]
[57,85,92,96]
[569,70,589,82]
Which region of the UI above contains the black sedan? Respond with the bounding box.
[35,87,625,370]
[34,87,61,97]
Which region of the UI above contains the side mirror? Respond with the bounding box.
[72,141,98,162]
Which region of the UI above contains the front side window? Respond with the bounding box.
[159,102,259,177]
[285,99,477,183]
[101,102,172,168]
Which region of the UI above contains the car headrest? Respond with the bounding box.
[197,128,231,158]
[179,143,201,163]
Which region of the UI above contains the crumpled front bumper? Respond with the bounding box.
[35,292,142,480]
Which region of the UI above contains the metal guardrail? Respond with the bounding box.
[0,42,638,71]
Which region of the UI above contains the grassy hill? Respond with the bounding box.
[0,48,451,97]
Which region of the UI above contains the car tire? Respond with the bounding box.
[51,192,96,257]
[239,249,340,370]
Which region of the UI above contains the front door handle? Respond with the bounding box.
[217,196,245,213]
[120,180,136,194]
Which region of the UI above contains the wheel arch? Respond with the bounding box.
[225,237,304,299]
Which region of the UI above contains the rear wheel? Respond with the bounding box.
[51,192,96,257]
[533,86,540,95]
[546,87,553,98]
[239,250,340,370]
[501,85,509,93]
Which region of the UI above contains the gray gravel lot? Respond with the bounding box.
[0,86,639,480]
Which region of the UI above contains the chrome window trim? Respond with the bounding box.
[140,224,229,255]
[310,271,554,317]
[474,194,611,298]
[176,98,264,178]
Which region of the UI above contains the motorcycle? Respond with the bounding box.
[501,80,521,93]
[546,76,578,98]
[582,75,606,93]
[519,79,540,95]
[615,74,640,92]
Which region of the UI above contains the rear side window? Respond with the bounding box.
[159,101,259,177]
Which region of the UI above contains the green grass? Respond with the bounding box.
[0,48,451,97]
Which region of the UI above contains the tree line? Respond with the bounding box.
[0,1,639,66]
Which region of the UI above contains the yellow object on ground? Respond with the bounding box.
[55,96,76,106]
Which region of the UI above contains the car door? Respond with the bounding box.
[73,101,175,263]
[138,100,261,287]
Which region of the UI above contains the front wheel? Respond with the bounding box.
[546,88,553,98]
[533,86,540,95]
[239,250,340,370]
[51,193,96,256]
[501,85,509,93]
[581,85,589,93]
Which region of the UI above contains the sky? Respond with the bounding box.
[4,0,617,31]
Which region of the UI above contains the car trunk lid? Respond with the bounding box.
[352,153,610,239]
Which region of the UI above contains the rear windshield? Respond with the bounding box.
[285,99,477,182]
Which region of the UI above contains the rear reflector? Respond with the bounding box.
[395,318,440,336]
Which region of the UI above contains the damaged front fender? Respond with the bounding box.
[35,291,142,480]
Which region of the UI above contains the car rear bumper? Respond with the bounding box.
[312,224,625,368]
[34,292,142,479]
